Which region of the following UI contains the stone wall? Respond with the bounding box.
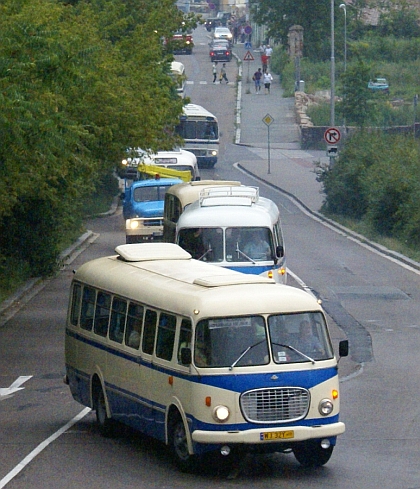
[295,91,420,149]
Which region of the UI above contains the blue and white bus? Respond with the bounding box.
[65,243,348,471]
[175,104,219,169]
[175,185,287,283]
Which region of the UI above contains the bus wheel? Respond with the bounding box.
[94,387,115,437]
[292,441,334,467]
[169,415,197,472]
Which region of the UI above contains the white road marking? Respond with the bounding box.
[0,376,33,401]
[0,407,91,488]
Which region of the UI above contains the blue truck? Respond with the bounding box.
[122,176,184,244]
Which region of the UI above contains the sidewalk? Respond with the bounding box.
[234,53,361,379]
[235,51,328,215]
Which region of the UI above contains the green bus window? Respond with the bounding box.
[156,313,176,361]
[80,287,96,331]
[142,309,157,354]
[109,298,128,344]
[94,291,111,337]
[125,303,144,349]
[70,284,82,326]
[178,319,192,364]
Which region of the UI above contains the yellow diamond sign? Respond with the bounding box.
[262,114,274,126]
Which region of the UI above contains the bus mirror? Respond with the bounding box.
[180,347,192,365]
[338,339,349,358]
[275,245,284,258]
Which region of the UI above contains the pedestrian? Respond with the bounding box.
[212,61,218,83]
[265,44,273,64]
[252,67,262,93]
[261,53,268,73]
[240,25,245,43]
[263,71,273,94]
[219,63,229,84]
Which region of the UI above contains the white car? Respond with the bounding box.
[213,27,232,42]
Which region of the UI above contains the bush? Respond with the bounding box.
[317,131,420,245]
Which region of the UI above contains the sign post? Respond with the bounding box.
[262,114,274,174]
[324,126,341,167]
[243,50,254,84]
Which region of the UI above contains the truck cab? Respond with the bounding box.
[122,177,183,244]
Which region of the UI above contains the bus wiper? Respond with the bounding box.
[235,244,256,264]
[198,244,212,261]
[272,342,316,364]
[229,340,266,370]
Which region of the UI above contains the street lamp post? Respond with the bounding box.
[340,3,347,72]
[330,0,335,128]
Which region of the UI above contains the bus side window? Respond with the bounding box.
[93,291,111,337]
[70,283,82,326]
[178,319,192,364]
[142,309,157,355]
[80,286,96,331]
[125,303,144,349]
[109,298,128,344]
[156,313,176,361]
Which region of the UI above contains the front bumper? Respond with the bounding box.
[192,422,345,445]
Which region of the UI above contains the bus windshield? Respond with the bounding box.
[176,120,218,140]
[177,226,274,262]
[194,312,333,368]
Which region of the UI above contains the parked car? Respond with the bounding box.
[209,41,232,62]
[213,26,233,42]
[368,77,389,93]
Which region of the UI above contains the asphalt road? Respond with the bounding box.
[1,25,420,489]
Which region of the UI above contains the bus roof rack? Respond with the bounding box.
[116,243,191,262]
[199,186,259,207]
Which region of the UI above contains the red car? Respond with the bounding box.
[171,32,194,54]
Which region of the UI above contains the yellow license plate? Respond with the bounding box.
[260,430,294,441]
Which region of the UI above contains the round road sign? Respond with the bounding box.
[324,127,341,145]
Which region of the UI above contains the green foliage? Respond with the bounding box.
[0,0,200,280]
[317,131,420,245]
[339,59,376,127]
[251,0,331,60]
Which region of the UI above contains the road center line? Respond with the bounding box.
[0,407,91,488]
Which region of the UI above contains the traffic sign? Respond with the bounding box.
[244,41,252,49]
[244,25,252,35]
[324,127,341,144]
[262,114,274,126]
[243,50,254,61]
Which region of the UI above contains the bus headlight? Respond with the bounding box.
[211,150,217,156]
[213,405,230,423]
[319,399,334,416]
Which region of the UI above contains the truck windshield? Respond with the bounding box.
[133,186,170,202]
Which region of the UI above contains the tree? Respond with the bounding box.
[0,0,199,276]
[338,59,376,127]
[252,0,346,60]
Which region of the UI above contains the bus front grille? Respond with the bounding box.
[240,387,310,424]
[189,149,207,157]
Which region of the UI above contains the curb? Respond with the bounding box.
[236,162,420,275]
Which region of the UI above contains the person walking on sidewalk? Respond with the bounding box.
[261,53,269,73]
[212,61,218,83]
[263,71,273,94]
[265,45,273,67]
[252,67,262,93]
[220,63,229,84]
